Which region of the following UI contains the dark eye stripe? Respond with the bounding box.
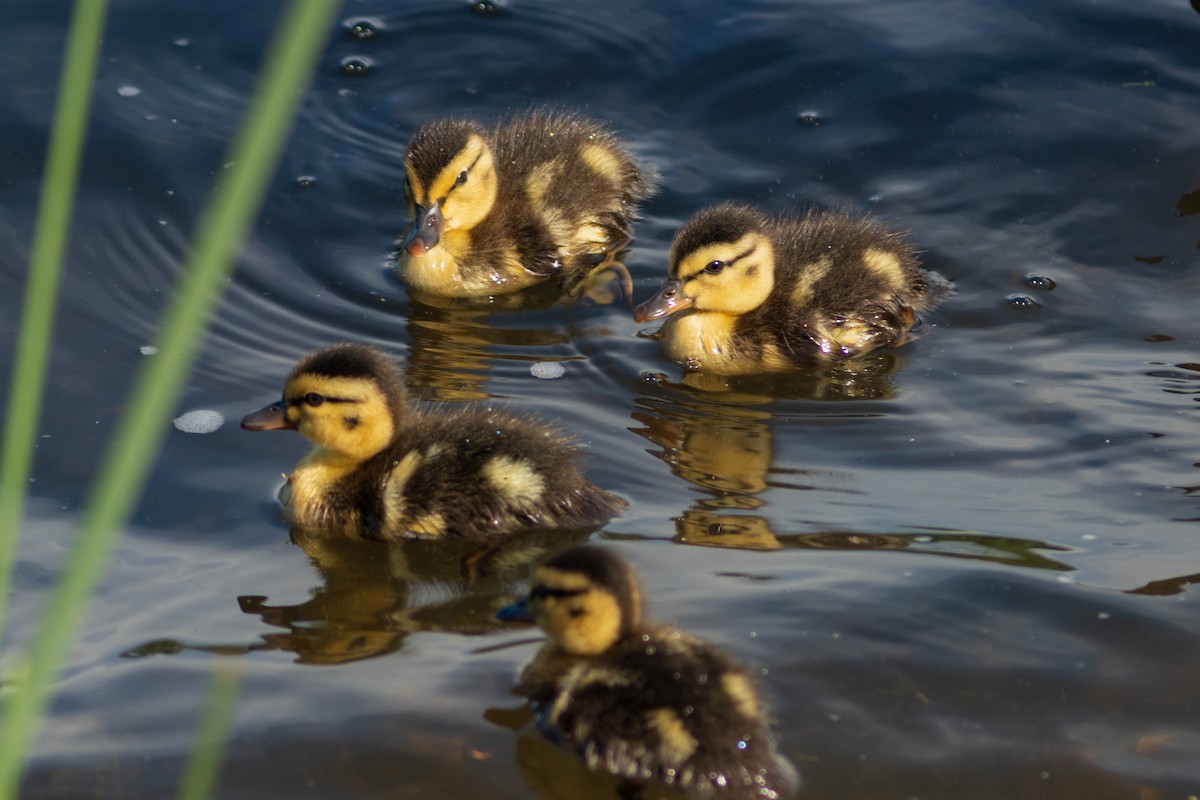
[682,244,755,281]
[442,151,483,201]
[530,585,586,600]
[287,395,356,407]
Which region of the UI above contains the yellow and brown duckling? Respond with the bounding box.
[241,344,626,540]
[499,546,798,799]
[400,110,652,298]
[635,202,951,375]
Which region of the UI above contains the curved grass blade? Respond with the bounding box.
[0,0,109,650]
[176,664,242,800]
[0,1,340,795]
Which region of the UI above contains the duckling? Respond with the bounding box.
[241,344,626,540]
[634,202,950,375]
[498,546,798,799]
[400,110,652,298]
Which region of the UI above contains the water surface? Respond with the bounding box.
[2,0,1199,797]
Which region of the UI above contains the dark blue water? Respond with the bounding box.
[2,0,1199,797]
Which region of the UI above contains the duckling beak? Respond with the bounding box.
[240,400,296,431]
[633,280,693,322]
[403,202,444,256]
[496,596,534,623]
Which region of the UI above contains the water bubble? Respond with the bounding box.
[797,110,822,126]
[296,175,316,188]
[1022,274,1056,290]
[345,18,380,39]
[173,38,190,47]
[173,409,224,434]
[530,361,565,379]
[340,56,372,76]
[139,345,159,356]
[117,85,142,97]
[471,0,504,15]
[1006,294,1040,308]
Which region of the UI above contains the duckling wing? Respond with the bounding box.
[800,301,919,360]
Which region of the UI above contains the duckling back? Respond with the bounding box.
[401,110,651,297]
[755,207,948,361]
[367,406,627,539]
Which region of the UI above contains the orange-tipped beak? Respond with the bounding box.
[403,202,444,256]
[633,280,693,322]
[241,400,295,431]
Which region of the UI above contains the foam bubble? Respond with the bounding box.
[173,409,224,434]
[530,362,565,379]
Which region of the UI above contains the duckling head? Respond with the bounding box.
[241,343,406,465]
[499,546,643,656]
[634,203,776,323]
[402,119,499,256]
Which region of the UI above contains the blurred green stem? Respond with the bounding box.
[0,1,339,796]
[0,0,108,649]
[176,665,242,800]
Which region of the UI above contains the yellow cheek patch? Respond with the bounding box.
[646,708,698,762]
[535,582,623,656]
[482,455,546,504]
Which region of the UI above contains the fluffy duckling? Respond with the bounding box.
[241,344,626,540]
[635,202,950,375]
[499,546,798,799]
[400,110,652,298]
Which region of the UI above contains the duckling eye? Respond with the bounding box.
[304,392,325,407]
[704,260,725,275]
[454,170,468,187]
[567,606,584,619]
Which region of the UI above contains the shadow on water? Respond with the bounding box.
[629,386,1077,569]
[122,527,590,666]
[395,266,632,402]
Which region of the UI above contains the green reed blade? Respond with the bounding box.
[0,0,109,651]
[176,665,242,800]
[0,1,340,795]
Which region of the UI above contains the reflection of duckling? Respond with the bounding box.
[499,546,798,799]
[241,344,626,539]
[635,202,950,375]
[400,110,652,298]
